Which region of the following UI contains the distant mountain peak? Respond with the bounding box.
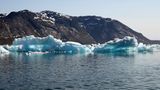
[18,9,32,13]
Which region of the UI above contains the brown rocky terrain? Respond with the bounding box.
[0,10,159,45]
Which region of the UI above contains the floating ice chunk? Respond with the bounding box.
[94,36,138,53]
[137,43,160,52]
[0,46,9,54]
[7,35,91,54]
[4,35,160,54]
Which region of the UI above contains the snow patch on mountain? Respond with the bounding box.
[34,12,55,24]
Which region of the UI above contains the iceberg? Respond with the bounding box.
[0,46,9,54]
[0,35,159,54]
[93,36,138,53]
[6,35,91,54]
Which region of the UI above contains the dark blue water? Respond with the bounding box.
[0,52,160,90]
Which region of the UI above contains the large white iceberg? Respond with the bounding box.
[6,35,91,54]
[0,35,159,54]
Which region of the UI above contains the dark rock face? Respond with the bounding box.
[0,10,158,45]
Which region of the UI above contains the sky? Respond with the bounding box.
[0,0,160,40]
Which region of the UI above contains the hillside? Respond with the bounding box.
[0,10,159,45]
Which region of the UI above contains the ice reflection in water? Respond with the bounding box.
[0,52,160,90]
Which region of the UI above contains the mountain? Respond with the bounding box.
[0,10,159,45]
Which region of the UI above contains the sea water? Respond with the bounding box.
[0,52,160,90]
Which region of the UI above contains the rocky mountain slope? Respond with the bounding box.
[0,10,158,45]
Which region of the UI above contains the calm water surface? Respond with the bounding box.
[0,52,160,90]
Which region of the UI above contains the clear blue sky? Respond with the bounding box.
[1,0,160,40]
